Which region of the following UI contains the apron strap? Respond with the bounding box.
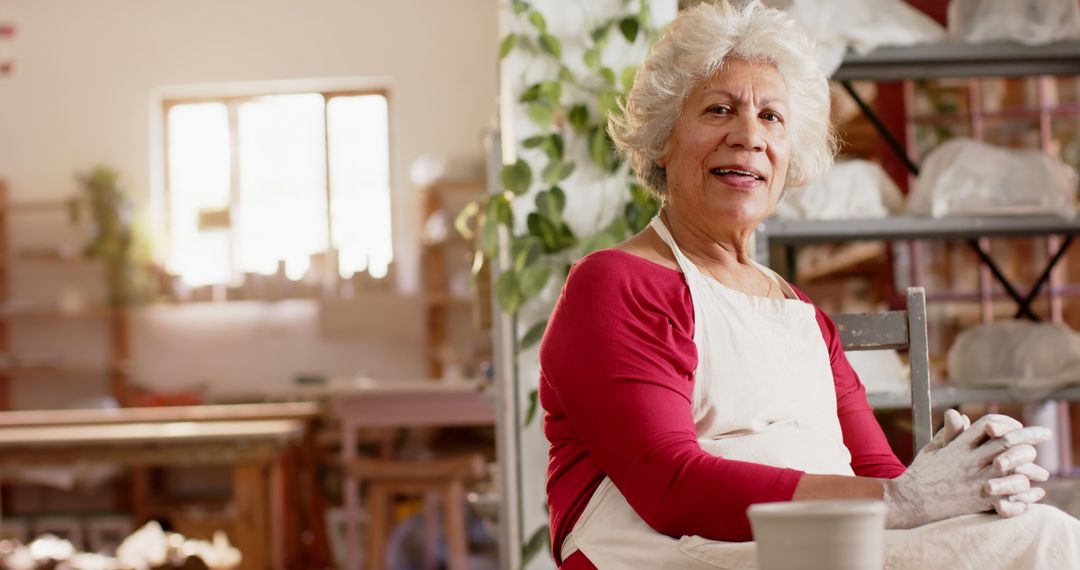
[649,216,701,281]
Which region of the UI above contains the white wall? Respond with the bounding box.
[0,0,498,406]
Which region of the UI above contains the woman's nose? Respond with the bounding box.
[724,114,766,152]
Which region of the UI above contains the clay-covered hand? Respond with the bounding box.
[924,409,971,451]
[882,414,1052,528]
[988,427,1052,517]
[922,411,1051,517]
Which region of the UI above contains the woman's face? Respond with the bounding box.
[659,58,792,233]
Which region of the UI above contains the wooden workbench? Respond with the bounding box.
[0,403,326,570]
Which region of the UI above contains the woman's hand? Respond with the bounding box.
[883,413,1052,528]
[923,410,1051,517]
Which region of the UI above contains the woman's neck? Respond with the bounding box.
[660,207,756,269]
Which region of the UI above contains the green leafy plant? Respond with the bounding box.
[459,1,665,566]
[69,165,139,306]
[460,0,662,336]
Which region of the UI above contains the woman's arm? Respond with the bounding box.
[796,289,908,479]
[792,474,884,501]
[542,253,804,542]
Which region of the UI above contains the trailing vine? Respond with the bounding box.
[456,1,665,565]
[459,0,662,414]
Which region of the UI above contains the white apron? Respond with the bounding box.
[560,217,1080,569]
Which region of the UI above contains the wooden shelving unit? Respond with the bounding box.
[765,40,1080,472]
[419,179,489,380]
[0,181,130,409]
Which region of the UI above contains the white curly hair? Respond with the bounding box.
[609,0,837,195]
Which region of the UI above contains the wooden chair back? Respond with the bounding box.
[832,287,932,453]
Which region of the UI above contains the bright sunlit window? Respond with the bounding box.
[165,91,392,287]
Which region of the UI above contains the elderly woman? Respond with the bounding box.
[539,2,1080,569]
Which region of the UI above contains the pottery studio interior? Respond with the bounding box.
[2,0,1080,569]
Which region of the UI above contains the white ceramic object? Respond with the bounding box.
[748,500,887,570]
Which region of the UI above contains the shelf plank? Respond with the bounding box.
[1,199,72,214]
[0,365,112,378]
[834,40,1080,81]
[423,293,473,306]
[760,215,1080,245]
[14,249,97,263]
[1,306,115,319]
[868,385,1080,410]
[0,402,321,428]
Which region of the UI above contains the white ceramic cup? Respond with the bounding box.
[748,500,887,570]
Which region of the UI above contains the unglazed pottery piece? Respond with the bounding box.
[748,500,887,570]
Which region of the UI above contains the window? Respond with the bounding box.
[164,90,392,287]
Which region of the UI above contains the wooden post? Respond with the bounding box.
[232,463,270,570]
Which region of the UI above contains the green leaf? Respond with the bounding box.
[520,319,548,350]
[538,81,562,105]
[557,221,578,250]
[630,182,652,205]
[558,65,575,82]
[625,185,660,232]
[480,216,499,257]
[550,185,566,213]
[599,90,621,119]
[500,160,532,195]
[499,34,516,59]
[540,161,560,186]
[527,101,555,127]
[621,65,638,92]
[619,16,640,43]
[511,236,543,272]
[519,83,542,103]
[521,522,550,566]
[583,47,601,72]
[518,264,551,301]
[535,189,562,225]
[541,160,575,184]
[568,105,590,134]
[453,200,480,240]
[607,216,630,240]
[590,125,621,173]
[521,135,546,149]
[527,212,561,253]
[580,230,621,256]
[522,388,540,429]
[558,161,576,182]
[511,0,530,15]
[487,193,514,227]
[591,21,612,43]
[539,133,564,162]
[496,269,522,314]
[600,67,617,87]
[528,10,547,32]
[539,33,561,59]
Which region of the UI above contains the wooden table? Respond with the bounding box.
[0,401,321,427]
[0,403,325,570]
[306,378,495,570]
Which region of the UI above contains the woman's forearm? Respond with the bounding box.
[791,473,885,501]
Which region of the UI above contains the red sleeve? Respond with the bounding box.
[540,252,803,550]
[792,286,907,478]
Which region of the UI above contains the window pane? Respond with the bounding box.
[237,93,328,280]
[327,94,393,278]
[167,103,231,286]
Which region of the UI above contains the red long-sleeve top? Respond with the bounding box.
[539,250,907,569]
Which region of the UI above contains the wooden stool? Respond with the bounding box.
[346,453,486,570]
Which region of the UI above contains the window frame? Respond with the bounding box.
[161,87,393,285]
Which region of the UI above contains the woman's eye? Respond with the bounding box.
[707,104,731,115]
[761,111,783,123]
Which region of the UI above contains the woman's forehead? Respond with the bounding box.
[693,59,789,103]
